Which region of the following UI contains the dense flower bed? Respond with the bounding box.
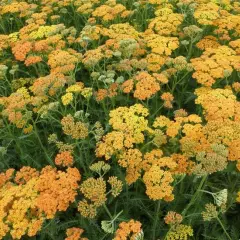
[0,0,240,239]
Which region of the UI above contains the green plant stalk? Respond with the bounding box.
[151,104,164,118]
[112,210,123,222]
[5,120,24,159]
[187,39,193,61]
[171,72,190,94]
[182,175,208,217]
[164,176,208,239]
[76,141,88,173]
[33,122,54,166]
[152,200,161,240]
[103,204,113,220]
[164,226,173,240]
[216,217,232,240]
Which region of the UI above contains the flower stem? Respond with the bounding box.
[103,204,113,220]
[33,122,54,166]
[182,175,208,217]
[152,200,161,240]
[112,210,123,222]
[216,217,232,240]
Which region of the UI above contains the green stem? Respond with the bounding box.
[187,38,193,61]
[33,123,54,166]
[152,200,161,240]
[198,190,214,195]
[76,141,87,173]
[164,226,173,240]
[165,176,207,240]
[171,72,189,93]
[103,204,113,220]
[151,104,164,118]
[5,120,24,159]
[216,217,232,240]
[112,210,123,222]
[182,175,208,217]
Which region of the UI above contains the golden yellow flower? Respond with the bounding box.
[143,164,174,201]
[166,224,193,240]
[62,92,73,106]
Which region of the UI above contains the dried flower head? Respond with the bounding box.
[78,200,98,219]
[89,161,111,176]
[80,177,107,206]
[202,203,218,221]
[61,114,88,140]
[108,176,123,197]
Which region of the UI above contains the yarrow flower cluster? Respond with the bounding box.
[0,166,81,239]
[113,219,142,240]
[165,224,194,240]
[191,46,240,86]
[96,104,150,160]
[1,0,240,239]
[65,227,88,240]
[78,174,122,218]
[61,114,89,140]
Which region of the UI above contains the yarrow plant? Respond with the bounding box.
[0,0,240,239]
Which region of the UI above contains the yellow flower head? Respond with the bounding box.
[143,164,174,201]
[62,92,73,106]
[166,224,193,240]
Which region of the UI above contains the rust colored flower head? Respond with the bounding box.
[55,151,74,167]
[113,219,142,240]
[164,211,183,225]
[65,227,88,240]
